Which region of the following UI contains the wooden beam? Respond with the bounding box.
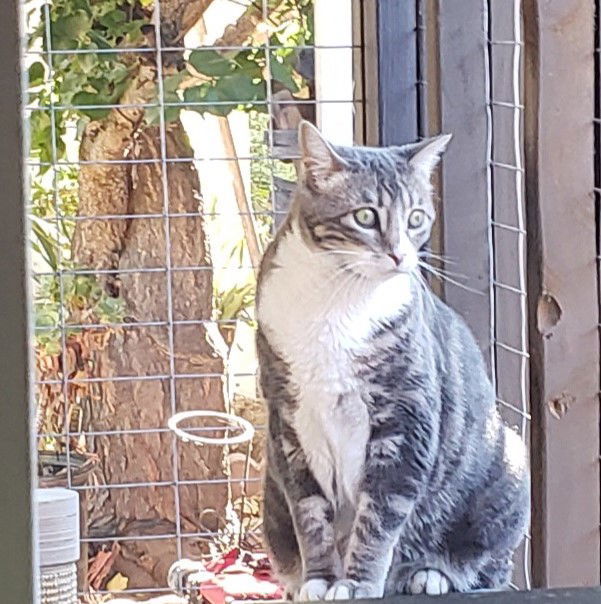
[523,0,600,588]
[438,0,492,363]
[376,0,418,145]
[0,1,35,601]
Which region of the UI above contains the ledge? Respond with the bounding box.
[363,587,601,603]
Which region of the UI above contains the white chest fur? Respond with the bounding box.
[258,228,411,505]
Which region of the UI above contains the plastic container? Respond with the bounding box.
[35,488,80,604]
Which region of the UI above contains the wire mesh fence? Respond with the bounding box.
[484,0,531,590]
[24,0,532,599]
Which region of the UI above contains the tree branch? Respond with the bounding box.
[214,0,285,47]
[158,0,216,45]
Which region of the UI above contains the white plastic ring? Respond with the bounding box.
[167,410,255,446]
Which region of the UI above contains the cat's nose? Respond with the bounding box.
[388,253,404,267]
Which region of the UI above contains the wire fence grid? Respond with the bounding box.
[483,0,531,590]
[24,0,532,599]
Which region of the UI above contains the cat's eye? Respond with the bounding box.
[408,209,426,229]
[353,208,378,229]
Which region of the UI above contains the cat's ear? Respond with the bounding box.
[298,120,347,192]
[398,134,452,179]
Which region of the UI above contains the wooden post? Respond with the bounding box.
[438,0,492,362]
[523,0,601,588]
[0,1,35,601]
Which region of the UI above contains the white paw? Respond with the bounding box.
[167,558,211,596]
[296,578,330,601]
[325,580,353,600]
[407,569,451,596]
[325,579,379,600]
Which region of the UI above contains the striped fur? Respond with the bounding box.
[256,122,529,599]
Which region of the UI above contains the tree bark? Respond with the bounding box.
[74,81,228,591]
[70,0,282,589]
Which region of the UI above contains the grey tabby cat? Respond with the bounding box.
[256,122,530,600]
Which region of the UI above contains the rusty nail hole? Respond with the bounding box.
[547,393,574,419]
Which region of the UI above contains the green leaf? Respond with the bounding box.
[99,9,126,30]
[71,0,92,14]
[269,55,299,92]
[184,73,265,116]
[183,84,209,104]
[107,78,129,103]
[28,61,45,87]
[75,51,98,74]
[216,73,265,104]
[31,219,58,272]
[188,49,235,77]
[164,72,187,93]
[71,91,110,119]
[52,11,92,49]
[87,30,113,50]
[232,50,264,79]
[145,105,181,125]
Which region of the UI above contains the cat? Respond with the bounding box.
[255,121,530,600]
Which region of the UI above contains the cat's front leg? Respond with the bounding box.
[324,491,410,600]
[292,494,339,601]
[327,402,437,600]
[274,431,340,600]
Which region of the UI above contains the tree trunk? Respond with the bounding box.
[69,0,281,589]
[74,110,228,588]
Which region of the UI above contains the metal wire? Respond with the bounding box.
[27,0,533,597]
[28,1,362,599]
[484,0,532,590]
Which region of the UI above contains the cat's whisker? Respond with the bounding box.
[419,248,456,264]
[422,263,470,281]
[417,252,457,266]
[419,261,471,282]
[418,262,485,297]
[418,252,456,267]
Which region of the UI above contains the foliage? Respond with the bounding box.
[178,0,313,119]
[35,273,126,354]
[26,0,314,341]
[30,166,126,353]
[249,111,296,249]
[26,0,313,158]
[26,0,148,167]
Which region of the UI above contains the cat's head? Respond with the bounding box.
[293,121,451,280]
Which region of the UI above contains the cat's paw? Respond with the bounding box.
[296,578,330,601]
[406,569,452,596]
[325,579,380,600]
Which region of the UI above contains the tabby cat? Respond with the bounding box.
[256,122,530,599]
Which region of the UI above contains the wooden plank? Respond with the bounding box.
[360,0,379,146]
[352,0,365,144]
[523,0,600,588]
[0,1,35,601]
[376,0,418,145]
[438,0,492,364]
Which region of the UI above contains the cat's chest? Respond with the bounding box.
[257,230,409,503]
[261,279,370,503]
[295,386,370,504]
